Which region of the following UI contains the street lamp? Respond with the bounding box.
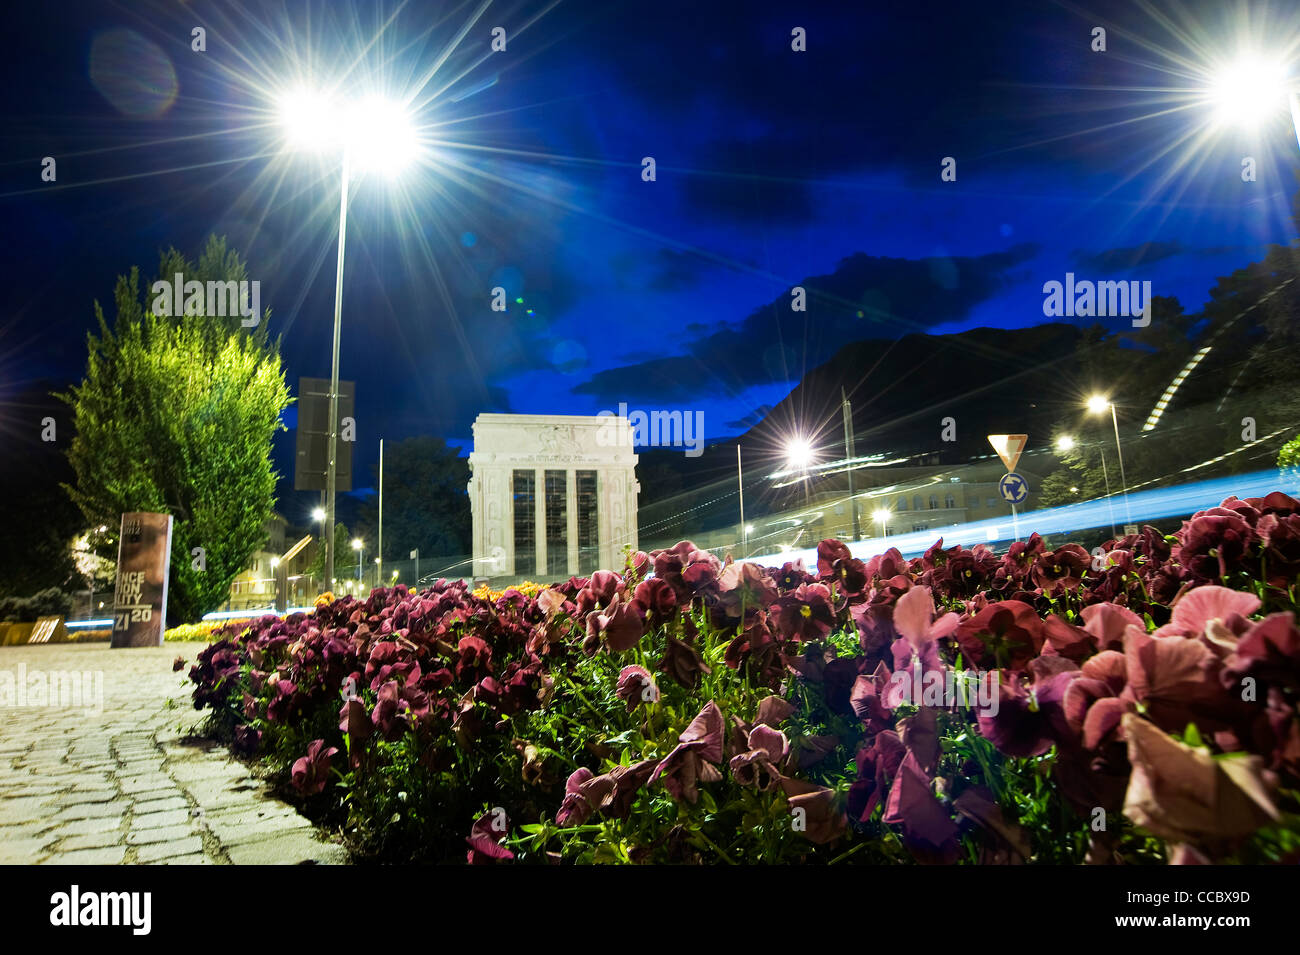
[351,538,363,584]
[1055,434,1076,452]
[1207,55,1292,133]
[277,89,417,594]
[872,507,891,538]
[1087,395,1132,532]
[786,437,815,505]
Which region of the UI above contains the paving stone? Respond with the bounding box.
[59,830,126,852]
[63,787,119,804]
[52,815,126,836]
[144,852,210,865]
[136,837,205,863]
[131,795,188,815]
[53,800,126,821]
[117,774,175,796]
[126,824,197,845]
[223,832,348,865]
[0,796,58,825]
[1,643,344,866]
[131,808,192,830]
[40,846,126,865]
[0,835,57,864]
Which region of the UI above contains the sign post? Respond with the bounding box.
[989,435,1030,545]
[111,512,173,648]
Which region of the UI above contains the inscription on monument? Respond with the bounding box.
[111,512,173,648]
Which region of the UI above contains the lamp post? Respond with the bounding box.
[277,91,416,594]
[1088,395,1132,531]
[842,388,860,541]
[352,538,363,586]
[736,444,746,557]
[872,507,890,539]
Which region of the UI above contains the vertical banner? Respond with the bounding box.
[111,512,173,648]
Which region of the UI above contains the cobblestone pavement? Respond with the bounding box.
[0,642,347,865]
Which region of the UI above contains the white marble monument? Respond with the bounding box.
[467,413,639,579]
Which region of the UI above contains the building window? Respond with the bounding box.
[897,496,907,511]
[513,470,536,576]
[545,470,568,577]
[945,495,955,509]
[929,495,938,509]
[576,470,598,574]
[913,495,922,511]
[970,497,979,509]
[987,498,997,509]
[912,524,926,533]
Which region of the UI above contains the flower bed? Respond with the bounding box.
[166,617,268,642]
[188,492,1300,864]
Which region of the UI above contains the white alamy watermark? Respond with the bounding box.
[50,886,151,936]
[150,272,261,327]
[596,403,704,458]
[888,665,1000,715]
[0,664,103,716]
[1042,273,1151,327]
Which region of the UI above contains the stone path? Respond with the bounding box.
[0,642,347,864]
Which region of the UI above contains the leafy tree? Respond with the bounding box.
[1280,434,1300,473]
[60,236,290,625]
[356,437,469,560]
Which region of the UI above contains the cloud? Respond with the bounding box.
[1072,241,1187,271]
[647,247,716,291]
[726,404,774,429]
[571,243,1039,403]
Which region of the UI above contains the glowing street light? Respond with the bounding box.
[277,88,418,594]
[871,507,891,538]
[351,537,364,583]
[1207,55,1292,132]
[785,437,816,505]
[1087,395,1132,532]
[785,437,814,469]
[1055,434,1076,452]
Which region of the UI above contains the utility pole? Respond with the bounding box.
[378,438,384,586]
[842,387,860,541]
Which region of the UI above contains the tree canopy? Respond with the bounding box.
[60,236,290,625]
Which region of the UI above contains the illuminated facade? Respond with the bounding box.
[467,414,639,580]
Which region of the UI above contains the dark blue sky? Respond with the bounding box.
[3,0,1299,508]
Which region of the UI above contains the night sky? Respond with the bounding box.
[3,0,1299,509]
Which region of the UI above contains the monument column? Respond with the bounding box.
[566,469,578,576]
[534,467,546,578]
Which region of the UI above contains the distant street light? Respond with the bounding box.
[786,437,815,504]
[277,88,417,595]
[1087,395,1132,530]
[1055,434,1076,452]
[351,537,364,583]
[785,437,814,469]
[872,507,891,538]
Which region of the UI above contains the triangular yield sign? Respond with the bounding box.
[987,434,1028,473]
